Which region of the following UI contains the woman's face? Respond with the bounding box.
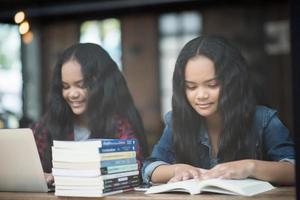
[185,56,221,118]
[61,59,88,115]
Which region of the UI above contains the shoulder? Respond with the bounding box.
[254,105,277,122]
[255,105,277,117]
[253,105,279,130]
[163,111,173,125]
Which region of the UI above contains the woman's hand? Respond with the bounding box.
[201,160,255,180]
[44,173,54,186]
[168,164,207,183]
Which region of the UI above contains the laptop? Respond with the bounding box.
[0,128,53,192]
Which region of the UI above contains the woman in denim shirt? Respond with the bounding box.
[142,36,295,185]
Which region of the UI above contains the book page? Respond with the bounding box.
[145,179,201,194]
[199,178,275,196]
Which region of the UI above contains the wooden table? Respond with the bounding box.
[0,187,295,200]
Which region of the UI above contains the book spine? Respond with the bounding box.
[101,170,139,180]
[104,176,140,188]
[100,151,136,161]
[103,181,139,193]
[100,139,137,147]
[100,157,137,168]
[100,163,138,175]
[103,175,139,185]
[99,145,136,153]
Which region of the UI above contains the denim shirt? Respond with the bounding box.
[142,106,295,184]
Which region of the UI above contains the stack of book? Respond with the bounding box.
[51,139,140,197]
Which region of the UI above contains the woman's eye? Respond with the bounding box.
[185,85,196,90]
[62,84,69,89]
[78,83,87,89]
[207,81,219,88]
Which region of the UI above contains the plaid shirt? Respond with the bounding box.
[32,117,143,173]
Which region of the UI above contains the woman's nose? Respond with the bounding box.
[196,89,209,100]
[69,88,80,99]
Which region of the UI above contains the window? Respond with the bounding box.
[80,18,122,69]
[159,12,202,116]
[0,24,22,128]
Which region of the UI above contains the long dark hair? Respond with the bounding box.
[172,36,256,167]
[39,43,148,157]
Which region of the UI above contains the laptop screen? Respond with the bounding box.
[0,128,50,192]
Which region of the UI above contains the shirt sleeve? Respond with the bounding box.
[115,117,144,170]
[262,112,295,164]
[142,111,175,184]
[31,123,53,173]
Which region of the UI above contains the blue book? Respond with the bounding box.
[100,157,137,168]
[99,145,136,153]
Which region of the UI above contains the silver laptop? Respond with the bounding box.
[0,128,51,192]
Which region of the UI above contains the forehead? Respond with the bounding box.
[185,56,216,82]
[61,60,83,82]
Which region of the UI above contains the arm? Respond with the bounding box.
[142,112,175,184]
[143,112,207,184]
[31,123,53,172]
[201,159,295,185]
[251,160,294,185]
[31,123,53,184]
[202,109,295,185]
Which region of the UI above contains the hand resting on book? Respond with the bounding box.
[200,159,295,185]
[169,164,208,183]
[201,160,255,180]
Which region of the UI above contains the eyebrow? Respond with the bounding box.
[62,80,84,85]
[185,77,218,84]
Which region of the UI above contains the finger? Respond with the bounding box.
[168,175,182,183]
[181,171,191,181]
[189,170,201,179]
[202,170,224,180]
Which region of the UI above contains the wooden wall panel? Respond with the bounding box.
[121,14,162,150]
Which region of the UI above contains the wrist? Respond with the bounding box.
[247,159,257,178]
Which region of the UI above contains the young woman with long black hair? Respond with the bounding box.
[32,43,148,184]
[142,36,295,186]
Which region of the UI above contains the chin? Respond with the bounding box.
[71,108,85,115]
[195,109,215,117]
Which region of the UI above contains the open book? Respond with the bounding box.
[145,178,275,196]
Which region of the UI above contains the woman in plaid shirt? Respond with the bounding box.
[32,43,148,185]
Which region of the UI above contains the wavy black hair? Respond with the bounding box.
[39,43,148,157]
[172,36,256,167]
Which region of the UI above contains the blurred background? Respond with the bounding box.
[0,0,297,151]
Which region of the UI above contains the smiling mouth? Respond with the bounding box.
[70,101,84,108]
[196,103,212,109]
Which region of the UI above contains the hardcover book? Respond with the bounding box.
[52,147,136,162]
[52,163,138,176]
[52,157,137,170]
[53,139,137,149]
